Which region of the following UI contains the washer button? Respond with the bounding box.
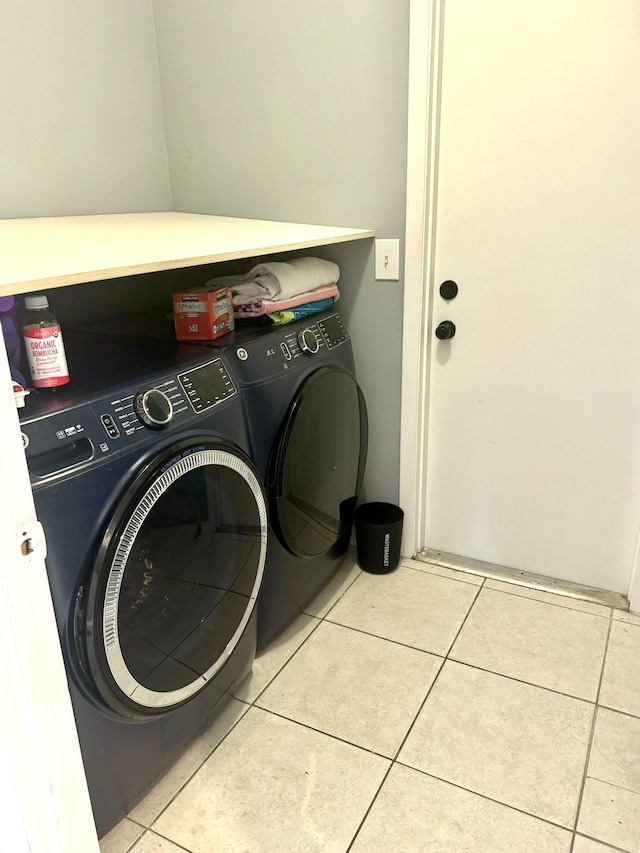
[280,342,291,360]
[100,414,120,439]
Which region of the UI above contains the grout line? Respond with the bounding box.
[246,616,325,706]
[479,584,612,620]
[250,704,395,762]
[121,822,145,853]
[446,657,598,706]
[346,579,488,851]
[393,762,576,837]
[596,702,640,723]
[401,559,485,588]
[443,578,484,657]
[135,826,193,852]
[570,609,614,839]
[128,695,252,832]
[321,616,447,659]
[573,831,633,852]
[303,562,364,619]
[391,657,447,763]
[344,762,395,853]
[125,595,345,840]
[612,614,640,625]
[580,776,640,797]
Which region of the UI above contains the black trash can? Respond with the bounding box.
[354,502,404,574]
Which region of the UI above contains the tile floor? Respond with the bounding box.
[100,556,640,853]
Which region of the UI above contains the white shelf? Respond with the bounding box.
[0,212,375,297]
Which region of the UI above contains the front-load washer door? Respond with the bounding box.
[77,438,267,719]
[270,365,368,559]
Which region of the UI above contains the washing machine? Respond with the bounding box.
[19,336,268,837]
[207,308,368,648]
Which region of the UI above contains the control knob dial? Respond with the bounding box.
[297,328,320,355]
[134,388,173,429]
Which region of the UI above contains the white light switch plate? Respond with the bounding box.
[375,239,400,280]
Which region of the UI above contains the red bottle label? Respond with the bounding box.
[23,325,70,387]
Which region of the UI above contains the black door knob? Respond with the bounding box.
[435,321,456,340]
[439,280,459,300]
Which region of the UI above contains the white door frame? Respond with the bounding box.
[399,0,443,559]
[0,342,99,850]
[398,0,640,613]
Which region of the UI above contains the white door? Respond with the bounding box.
[423,0,640,593]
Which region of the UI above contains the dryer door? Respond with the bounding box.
[270,365,368,559]
[77,438,267,719]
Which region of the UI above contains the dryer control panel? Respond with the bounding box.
[231,312,351,384]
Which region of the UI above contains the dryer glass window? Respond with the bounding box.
[273,367,368,559]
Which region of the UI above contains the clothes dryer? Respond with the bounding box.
[208,309,367,647]
[19,337,267,837]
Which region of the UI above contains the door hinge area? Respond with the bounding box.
[16,521,47,564]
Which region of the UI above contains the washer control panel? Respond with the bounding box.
[97,358,236,440]
[21,356,238,484]
[101,375,187,440]
[178,358,236,413]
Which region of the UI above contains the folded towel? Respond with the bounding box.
[233,282,340,317]
[230,257,340,306]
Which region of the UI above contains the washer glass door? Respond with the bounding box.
[80,439,267,717]
[271,366,368,559]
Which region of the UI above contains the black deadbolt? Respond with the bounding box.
[435,321,456,340]
[439,280,459,300]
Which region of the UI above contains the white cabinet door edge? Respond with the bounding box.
[0,333,98,851]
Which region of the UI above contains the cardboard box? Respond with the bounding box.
[172,285,235,341]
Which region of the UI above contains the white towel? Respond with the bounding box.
[229,257,340,306]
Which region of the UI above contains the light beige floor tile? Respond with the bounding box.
[577,778,640,852]
[484,579,611,617]
[600,621,640,717]
[450,589,609,700]
[302,553,361,617]
[401,557,484,586]
[589,707,640,794]
[99,818,144,853]
[326,566,479,655]
[130,831,186,852]
[613,610,640,626]
[233,613,319,702]
[128,698,249,826]
[153,706,390,853]
[398,661,593,827]
[350,764,572,853]
[573,835,624,852]
[257,621,442,756]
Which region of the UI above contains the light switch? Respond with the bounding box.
[375,239,400,280]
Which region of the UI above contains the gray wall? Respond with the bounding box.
[1,0,410,502]
[0,0,171,218]
[153,0,409,502]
